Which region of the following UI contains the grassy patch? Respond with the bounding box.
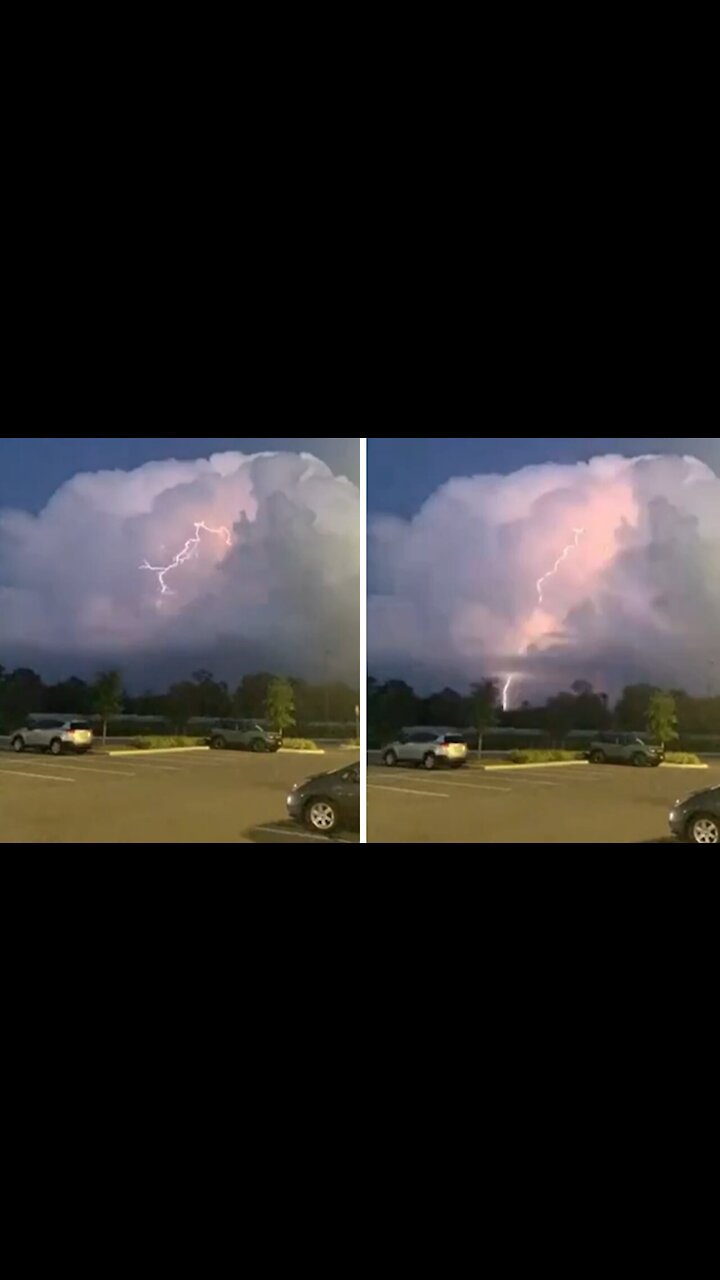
[664,751,703,765]
[510,749,585,764]
[281,738,320,751]
[130,736,206,750]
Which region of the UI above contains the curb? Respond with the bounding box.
[108,746,211,756]
[660,762,709,769]
[278,748,325,755]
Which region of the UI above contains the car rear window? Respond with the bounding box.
[443,735,465,744]
[70,721,91,730]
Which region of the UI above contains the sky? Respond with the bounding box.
[368,439,720,700]
[0,438,360,513]
[0,439,360,689]
[368,438,720,516]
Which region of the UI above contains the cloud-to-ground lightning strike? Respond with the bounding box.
[140,521,232,596]
[501,528,585,710]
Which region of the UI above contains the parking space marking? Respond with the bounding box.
[503,778,560,787]
[23,761,138,778]
[255,826,352,843]
[369,784,449,798]
[380,777,511,794]
[0,768,75,783]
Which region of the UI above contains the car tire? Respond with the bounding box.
[686,812,720,844]
[383,750,398,767]
[251,739,266,753]
[589,750,605,764]
[632,752,647,767]
[423,753,437,770]
[304,797,337,834]
[210,737,226,750]
[49,739,62,756]
[11,736,24,753]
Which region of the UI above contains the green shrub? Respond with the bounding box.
[510,749,585,764]
[130,736,206,750]
[664,751,703,765]
[281,738,320,751]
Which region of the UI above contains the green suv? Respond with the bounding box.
[588,732,664,767]
[208,719,282,752]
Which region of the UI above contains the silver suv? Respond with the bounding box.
[588,732,664,767]
[382,727,468,770]
[208,719,281,752]
[11,718,94,755]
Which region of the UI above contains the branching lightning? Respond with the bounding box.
[502,528,585,710]
[140,521,232,596]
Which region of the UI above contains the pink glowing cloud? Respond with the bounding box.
[369,453,720,697]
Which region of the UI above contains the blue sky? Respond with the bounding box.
[0,438,359,512]
[368,437,719,516]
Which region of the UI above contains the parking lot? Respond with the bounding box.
[368,759,720,844]
[0,746,359,844]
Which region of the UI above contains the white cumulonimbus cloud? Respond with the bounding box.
[0,450,359,685]
[369,453,720,699]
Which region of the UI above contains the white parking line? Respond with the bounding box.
[0,768,75,783]
[369,785,449,798]
[23,761,137,778]
[381,777,512,794]
[255,826,352,843]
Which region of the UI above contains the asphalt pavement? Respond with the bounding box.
[0,747,358,844]
[367,760,719,844]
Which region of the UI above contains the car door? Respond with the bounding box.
[394,731,411,762]
[219,718,240,745]
[28,718,52,748]
[334,765,360,825]
[23,720,42,747]
[604,733,622,762]
[406,731,434,762]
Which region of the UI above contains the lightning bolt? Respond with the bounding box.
[502,528,585,710]
[140,521,232,596]
[536,529,584,606]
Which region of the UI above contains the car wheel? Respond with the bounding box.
[11,736,24,753]
[49,739,62,756]
[305,798,337,834]
[210,737,226,750]
[423,753,437,770]
[589,750,605,764]
[383,750,398,767]
[632,752,647,767]
[251,739,266,753]
[686,813,720,844]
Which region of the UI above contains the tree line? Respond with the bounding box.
[368,676,720,749]
[0,665,359,740]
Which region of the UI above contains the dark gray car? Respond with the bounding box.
[589,732,663,767]
[668,785,720,843]
[287,763,360,834]
[208,719,281,752]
